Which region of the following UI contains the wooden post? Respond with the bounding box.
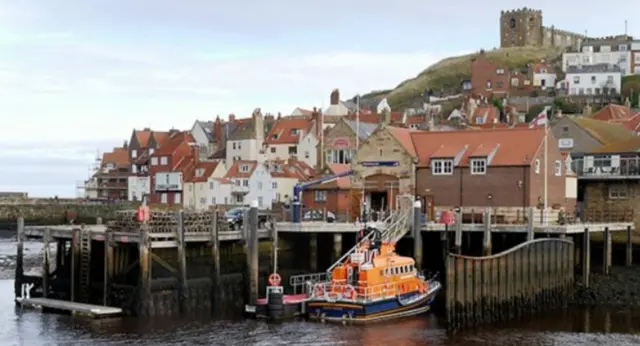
[14,217,24,299]
[103,229,114,306]
[453,211,463,254]
[71,228,80,302]
[626,225,633,266]
[56,240,65,272]
[412,200,423,271]
[271,219,279,274]
[526,208,535,241]
[482,208,492,256]
[42,228,51,298]
[176,211,188,313]
[248,201,259,306]
[582,227,590,288]
[210,210,221,312]
[138,223,152,316]
[603,227,611,275]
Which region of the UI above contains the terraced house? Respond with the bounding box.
[147,131,196,205]
[263,115,319,167]
[225,109,275,168]
[127,128,170,201]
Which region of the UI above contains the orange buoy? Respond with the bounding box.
[137,205,150,223]
[268,273,282,286]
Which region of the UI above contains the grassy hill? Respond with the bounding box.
[360,46,567,109]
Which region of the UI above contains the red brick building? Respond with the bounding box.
[302,163,355,220]
[471,54,510,97]
[148,131,196,205]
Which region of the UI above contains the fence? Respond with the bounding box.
[445,238,574,332]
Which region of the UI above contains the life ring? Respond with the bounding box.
[268,273,281,286]
[343,285,356,300]
[313,283,325,297]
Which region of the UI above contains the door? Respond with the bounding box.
[423,195,435,221]
[349,190,363,221]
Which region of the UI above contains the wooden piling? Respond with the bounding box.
[138,223,152,316]
[42,228,51,298]
[210,210,221,312]
[453,211,462,255]
[626,225,633,266]
[14,217,24,299]
[71,228,80,302]
[103,229,114,306]
[247,202,259,306]
[526,208,534,241]
[582,227,590,288]
[309,233,318,272]
[56,240,65,271]
[482,208,492,256]
[176,211,188,313]
[412,201,423,271]
[603,227,611,275]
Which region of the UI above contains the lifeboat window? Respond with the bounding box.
[380,270,384,276]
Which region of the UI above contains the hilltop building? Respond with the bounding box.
[500,8,587,49]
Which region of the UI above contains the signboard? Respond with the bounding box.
[155,172,183,191]
[360,161,400,167]
[558,138,574,149]
[332,137,352,148]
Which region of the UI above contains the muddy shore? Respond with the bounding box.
[572,266,640,307]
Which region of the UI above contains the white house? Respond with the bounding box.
[207,178,232,206]
[225,109,274,170]
[563,64,622,96]
[563,39,633,76]
[263,117,318,167]
[182,161,227,210]
[531,62,557,89]
[220,160,276,209]
[267,159,314,203]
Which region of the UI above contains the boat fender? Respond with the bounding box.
[313,283,324,297]
[344,285,356,300]
[268,273,282,286]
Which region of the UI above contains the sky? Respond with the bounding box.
[0,1,638,197]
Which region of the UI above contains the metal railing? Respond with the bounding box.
[307,279,437,303]
[289,272,332,294]
[573,157,640,179]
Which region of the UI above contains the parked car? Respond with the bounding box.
[225,207,269,230]
[303,210,336,222]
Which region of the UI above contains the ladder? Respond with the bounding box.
[79,230,91,303]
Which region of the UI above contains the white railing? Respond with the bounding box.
[308,280,431,303]
[289,272,331,294]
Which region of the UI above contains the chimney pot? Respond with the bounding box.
[228,113,236,122]
[330,89,340,105]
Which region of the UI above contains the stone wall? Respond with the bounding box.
[583,182,638,231]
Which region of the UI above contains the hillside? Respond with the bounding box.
[360,46,567,109]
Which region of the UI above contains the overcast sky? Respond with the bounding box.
[1,1,638,197]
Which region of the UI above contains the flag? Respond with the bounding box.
[529,106,551,128]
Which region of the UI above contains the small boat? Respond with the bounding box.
[306,225,441,324]
[246,273,309,319]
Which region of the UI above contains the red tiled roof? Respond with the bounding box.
[102,147,129,167]
[387,126,418,157]
[470,144,497,157]
[311,164,352,190]
[152,131,170,146]
[531,62,553,74]
[151,131,194,156]
[184,161,221,183]
[411,127,546,167]
[134,130,152,148]
[470,106,499,126]
[225,160,257,179]
[431,145,463,158]
[591,104,634,121]
[610,113,640,132]
[264,118,314,145]
[268,159,314,180]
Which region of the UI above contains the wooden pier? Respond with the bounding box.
[17,297,122,318]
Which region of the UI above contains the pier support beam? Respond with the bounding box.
[71,228,80,302]
[332,233,342,263]
[626,225,633,266]
[42,228,51,298]
[309,233,318,272]
[526,208,534,241]
[103,229,114,306]
[138,224,152,316]
[271,219,279,274]
[210,210,221,313]
[582,227,591,288]
[176,211,188,313]
[603,227,611,275]
[247,201,259,307]
[412,201,423,271]
[482,208,492,256]
[14,217,24,300]
[453,211,462,255]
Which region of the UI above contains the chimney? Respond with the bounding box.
[380,109,391,127]
[312,107,323,137]
[143,127,151,131]
[277,112,282,119]
[228,113,236,122]
[330,89,340,105]
[214,115,224,144]
[253,107,264,142]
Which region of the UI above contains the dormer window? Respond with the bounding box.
[131,149,137,158]
[240,164,249,172]
[470,158,487,175]
[195,168,204,177]
[291,129,299,135]
[272,133,279,140]
[432,159,453,175]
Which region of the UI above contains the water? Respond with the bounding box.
[1,239,640,345]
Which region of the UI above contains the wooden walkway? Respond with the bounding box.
[16,298,122,318]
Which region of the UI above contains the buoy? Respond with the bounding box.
[344,285,356,300]
[137,205,150,223]
[268,273,282,286]
[313,283,325,297]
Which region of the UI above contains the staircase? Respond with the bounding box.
[79,231,91,303]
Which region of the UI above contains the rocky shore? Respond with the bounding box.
[0,238,54,280]
[572,266,640,307]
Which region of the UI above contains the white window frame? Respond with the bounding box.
[174,193,181,204]
[314,190,327,202]
[240,165,249,172]
[160,156,168,165]
[432,159,453,175]
[609,185,628,199]
[535,159,541,174]
[151,157,158,166]
[272,182,278,189]
[470,158,487,175]
[554,160,562,176]
[131,149,137,158]
[161,193,167,203]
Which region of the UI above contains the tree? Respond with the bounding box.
[526,104,547,122]
[622,77,640,107]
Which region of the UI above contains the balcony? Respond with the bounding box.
[230,184,250,194]
[573,156,640,180]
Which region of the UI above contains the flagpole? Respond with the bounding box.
[355,95,365,219]
[543,106,549,225]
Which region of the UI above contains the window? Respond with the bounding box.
[232,142,236,149]
[272,182,278,189]
[200,197,206,205]
[174,193,181,204]
[149,148,155,155]
[291,129,299,135]
[242,179,249,187]
[511,78,519,86]
[591,75,596,83]
[240,164,249,172]
[540,68,547,74]
[305,151,309,159]
[486,80,492,89]
[635,54,640,63]
[161,193,167,203]
[379,148,383,156]
[212,197,216,204]
[554,160,562,176]
[314,190,327,202]
[510,18,516,28]
[257,182,263,190]
[609,185,628,199]
[496,81,504,88]
[235,195,243,203]
[288,146,297,155]
[496,68,505,75]
[209,182,214,189]
[607,75,614,84]
[586,88,592,94]
[535,159,540,174]
[573,76,580,84]
[151,157,158,166]
[410,124,420,129]
[476,117,485,125]
[579,88,584,95]
[131,149,137,158]
[619,44,628,51]
[132,165,138,174]
[432,159,453,175]
[272,133,279,140]
[470,158,487,175]
[595,88,601,94]
[326,149,354,164]
[160,156,168,165]
[270,147,276,153]
[258,197,264,207]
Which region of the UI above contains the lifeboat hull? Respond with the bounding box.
[306,283,440,324]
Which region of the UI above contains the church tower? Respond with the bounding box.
[500,8,543,48]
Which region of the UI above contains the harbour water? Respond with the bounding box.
[1,238,640,345]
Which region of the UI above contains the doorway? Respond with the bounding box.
[369,191,387,211]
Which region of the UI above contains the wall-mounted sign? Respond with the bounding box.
[332,137,351,148]
[558,138,574,149]
[360,161,400,167]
